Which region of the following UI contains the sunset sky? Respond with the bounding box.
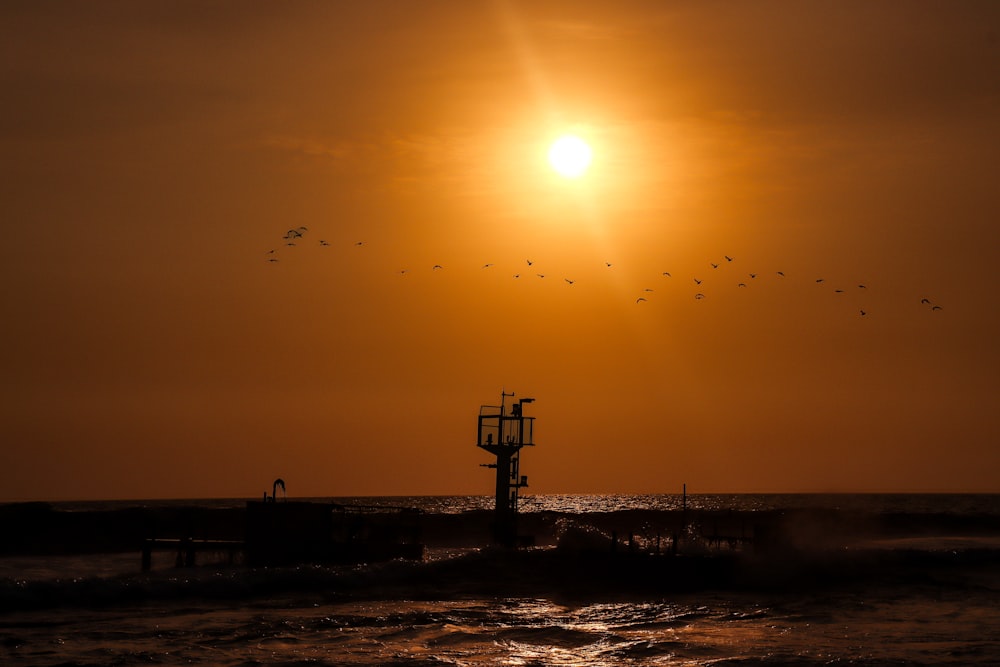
[2,1,998,501]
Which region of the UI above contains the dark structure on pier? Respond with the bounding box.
[477,391,536,546]
[242,499,423,566]
[137,482,423,570]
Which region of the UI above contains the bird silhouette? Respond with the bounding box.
[260,230,948,328]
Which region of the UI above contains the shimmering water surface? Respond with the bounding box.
[48,492,1000,515]
[2,494,998,666]
[5,584,999,666]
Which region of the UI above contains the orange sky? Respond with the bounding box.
[2,1,998,501]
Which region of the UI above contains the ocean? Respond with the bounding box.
[2,494,999,666]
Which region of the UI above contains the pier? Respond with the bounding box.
[134,493,424,570]
[141,538,244,571]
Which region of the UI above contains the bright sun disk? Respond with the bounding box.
[548,135,592,178]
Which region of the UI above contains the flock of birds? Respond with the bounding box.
[265,226,946,317]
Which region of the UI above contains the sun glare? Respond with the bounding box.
[548,135,592,178]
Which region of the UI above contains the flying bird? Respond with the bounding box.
[537,274,545,278]
[776,271,785,277]
[921,298,931,304]
[749,273,757,279]
[725,256,734,262]
[860,309,867,316]
[694,278,702,285]
[738,283,747,288]
[527,259,534,266]
[636,297,647,303]
[816,279,825,283]
[319,240,329,246]
[355,241,364,246]
[565,279,575,285]
[711,262,719,269]
[662,272,671,277]
[482,263,494,268]
[858,284,867,289]
[605,261,613,267]
[932,305,943,311]
[695,293,705,300]
[433,265,443,270]
[513,274,520,278]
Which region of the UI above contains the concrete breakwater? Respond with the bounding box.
[3,501,999,557]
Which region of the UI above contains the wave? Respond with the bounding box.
[5,495,1000,555]
[3,539,999,614]
[3,496,999,614]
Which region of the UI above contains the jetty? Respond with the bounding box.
[138,493,423,570]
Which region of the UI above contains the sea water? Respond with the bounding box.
[2,494,999,666]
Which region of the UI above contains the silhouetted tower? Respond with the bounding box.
[477,391,535,546]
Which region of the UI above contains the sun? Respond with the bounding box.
[548,135,592,178]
